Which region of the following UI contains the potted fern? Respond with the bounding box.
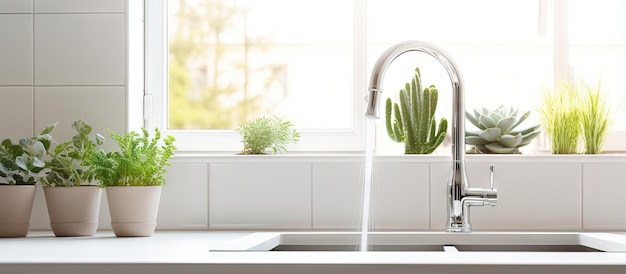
[89,127,176,237]
[235,116,300,154]
[41,120,105,237]
[0,123,56,237]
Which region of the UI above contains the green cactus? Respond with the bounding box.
[465,105,541,154]
[385,67,448,154]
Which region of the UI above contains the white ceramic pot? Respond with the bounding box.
[44,186,102,237]
[106,186,162,237]
[0,185,36,237]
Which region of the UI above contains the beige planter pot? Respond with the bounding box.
[106,186,161,237]
[0,185,36,238]
[44,186,102,237]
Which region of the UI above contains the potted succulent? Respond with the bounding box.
[385,67,448,154]
[41,120,105,237]
[235,116,300,154]
[465,105,542,154]
[0,123,56,237]
[88,127,176,237]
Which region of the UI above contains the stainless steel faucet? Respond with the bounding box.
[364,40,497,232]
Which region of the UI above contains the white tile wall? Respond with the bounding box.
[34,86,125,152]
[312,163,362,229]
[208,163,312,229]
[34,0,125,13]
[431,162,582,231]
[0,87,33,140]
[0,0,33,13]
[34,14,125,85]
[583,162,626,230]
[0,14,33,85]
[158,164,209,230]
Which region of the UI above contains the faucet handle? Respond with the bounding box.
[489,164,495,190]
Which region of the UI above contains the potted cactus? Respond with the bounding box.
[41,120,105,237]
[465,105,542,154]
[385,67,448,154]
[0,123,56,237]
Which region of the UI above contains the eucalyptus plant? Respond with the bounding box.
[0,123,57,185]
[235,116,300,154]
[42,120,105,187]
[88,128,176,187]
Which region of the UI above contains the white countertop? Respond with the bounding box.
[1,231,626,274]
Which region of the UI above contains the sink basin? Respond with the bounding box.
[211,232,626,252]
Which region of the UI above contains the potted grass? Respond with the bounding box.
[41,120,105,237]
[88,127,176,237]
[538,82,583,154]
[0,123,56,237]
[235,116,300,154]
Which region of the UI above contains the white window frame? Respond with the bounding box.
[145,0,367,152]
[146,0,626,153]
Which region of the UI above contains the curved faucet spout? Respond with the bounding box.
[365,40,497,232]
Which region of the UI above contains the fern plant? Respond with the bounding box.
[43,120,105,187]
[235,116,300,154]
[88,128,176,186]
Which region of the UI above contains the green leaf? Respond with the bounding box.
[466,136,490,146]
[479,115,497,128]
[499,134,523,148]
[478,128,501,142]
[485,142,518,153]
[496,117,517,133]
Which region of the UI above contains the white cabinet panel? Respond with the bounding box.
[34,14,125,85]
[0,0,33,13]
[209,163,311,229]
[312,162,430,230]
[34,0,125,13]
[34,86,125,152]
[431,162,582,231]
[0,15,32,85]
[583,162,626,230]
[0,87,33,140]
[158,163,209,230]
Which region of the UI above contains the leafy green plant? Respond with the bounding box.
[465,105,541,154]
[0,123,57,185]
[385,67,448,154]
[42,120,105,187]
[88,128,176,186]
[538,82,583,154]
[235,116,300,154]
[580,81,613,154]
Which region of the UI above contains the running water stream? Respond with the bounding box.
[360,118,376,251]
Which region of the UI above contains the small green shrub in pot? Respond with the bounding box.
[41,119,105,237]
[235,116,300,154]
[87,127,176,237]
[0,123,56,237]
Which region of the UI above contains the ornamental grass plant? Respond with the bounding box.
[580,81,613,154]
[538,82,582,154]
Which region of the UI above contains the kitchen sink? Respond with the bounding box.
[210,232,626,253]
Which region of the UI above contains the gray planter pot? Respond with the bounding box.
[0,185,36,238]
[106,186,162,237]
[44,186,102,237]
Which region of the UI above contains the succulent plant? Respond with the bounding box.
[465,105,541,154]
[385,67,448,154]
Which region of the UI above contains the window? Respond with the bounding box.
[146,0,626,153]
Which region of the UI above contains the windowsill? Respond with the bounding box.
[171,151,626,163]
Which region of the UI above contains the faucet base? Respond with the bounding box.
[446,224,471,233]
